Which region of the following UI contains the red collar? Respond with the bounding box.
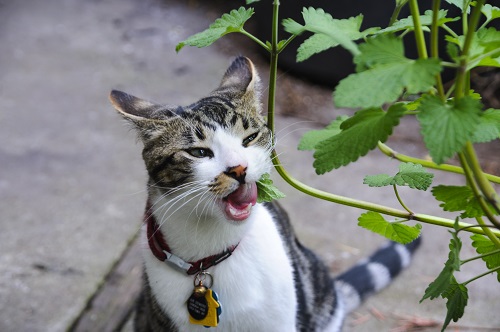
[144,201,238,275]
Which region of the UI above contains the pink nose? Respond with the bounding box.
[225,165,247,184]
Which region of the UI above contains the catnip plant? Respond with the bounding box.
[176,0,500,330]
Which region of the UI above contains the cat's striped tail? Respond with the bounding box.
[334,238,422,312]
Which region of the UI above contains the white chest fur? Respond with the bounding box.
[142,204,297,332]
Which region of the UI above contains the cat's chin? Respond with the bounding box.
[221,182,257,222]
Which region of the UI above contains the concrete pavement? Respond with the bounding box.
[1,0,498,331]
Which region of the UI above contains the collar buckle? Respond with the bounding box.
[163,250,193,272]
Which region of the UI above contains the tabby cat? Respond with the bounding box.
[109,56,420,331]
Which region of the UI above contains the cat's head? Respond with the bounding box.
[109,57,273,223]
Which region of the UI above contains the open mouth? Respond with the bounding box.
[222,182,257,222]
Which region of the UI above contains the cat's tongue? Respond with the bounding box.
[224,182,257,221]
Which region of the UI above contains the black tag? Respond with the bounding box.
[187,293,208,320]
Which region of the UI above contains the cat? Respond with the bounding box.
[109,56,420,332]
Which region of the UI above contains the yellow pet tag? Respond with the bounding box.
[187,272,222,328]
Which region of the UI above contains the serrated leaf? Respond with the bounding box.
[431,185,499,218]
[298,116,348,151]
[421,230,462,302]
[256,173,285,203]
[471,234,500,282]
[392,163,434,190]
[334,35,442,108]
[417,95,482,164]
[442,277,468,331]
[364,162,434,190]
[481,4,500,23]
[282,8,378,59]
[378,10,458,34]
[357,211,421,244]
[176,7,254,52]
[472,108,500,143]
[421,264,455,302]
[313,104,405,174]
[363,174,394,187]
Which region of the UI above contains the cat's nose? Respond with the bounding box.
[225,165,247,184]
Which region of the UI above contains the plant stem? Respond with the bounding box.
[463,143,500,215]
[430,0,445,99]
[277,35,297,54]
[463,266,500,286]
[377,142,500,184]
[461,248,500,265]
[408,0,428,59]
[271,151,500,238]
[389,3,405,26]
[266,0,280,136]
[240,30,271,52]
[458,152,500,239]
[454,0,485,99]
[475,217,500,248]
[262,0,500,240]
[393,184,414,214]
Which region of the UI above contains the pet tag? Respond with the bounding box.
[187,271,222,328]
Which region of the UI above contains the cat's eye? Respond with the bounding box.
[243,132,260,147]
[187,148,213,158]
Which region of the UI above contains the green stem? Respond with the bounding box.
[441,24,459,38]
[377,142,500,184]
[393,184,414,214]
[454,0,485,99]
[277,35,297,54]
[271,151,500,238]
[240,30,271,52]
[389,3,405,26]
[475,217,500,248]
[464,143,500,215]
[463,266,500,286]
[458,152,500,239]
[408,0,428,59]
[430,0,445,98]
[461,248,500,265]
[266,0,280,136]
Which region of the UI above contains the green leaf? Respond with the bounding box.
[313,104,405,174]
[364,162,434,190]
[441,277,468,331]
[334,35,442,108]
[421,229,462,302]
[357,211,421,244]
[246,0,260,4]
[481,4,500,23]
[298,116,348,151]
[471,234,500,282]
[472,109,500,143]
[256,173,286,203]
[377,10,458,34]
[176,7,254,52]
[417,95,482,164]
[282,8,378,59]
[444,0,471,14]
[421,265,455,302]
[431,185,499,218]
[447,28,500,69]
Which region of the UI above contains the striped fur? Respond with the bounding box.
[109,56,420,331]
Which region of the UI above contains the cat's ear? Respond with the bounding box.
[109,90,170,140]
[217,57,261,110]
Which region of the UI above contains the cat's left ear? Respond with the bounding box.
[216,56,261,112]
